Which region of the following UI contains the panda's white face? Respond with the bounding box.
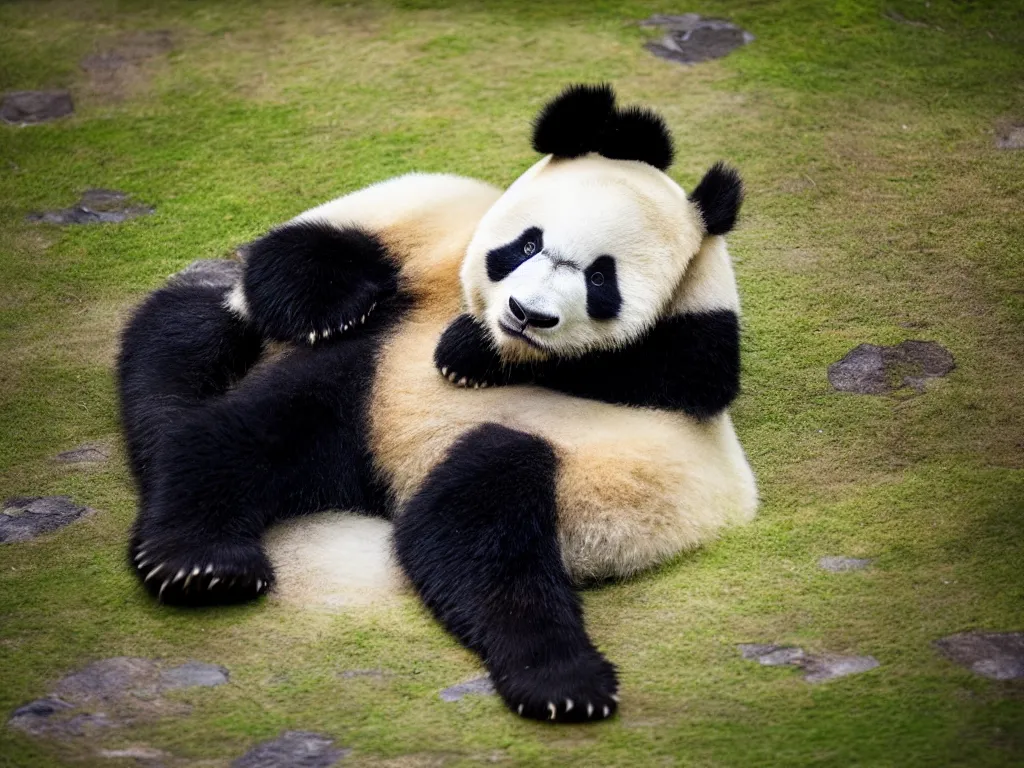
[461,154,706,361]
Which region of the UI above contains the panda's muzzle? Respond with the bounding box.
[508,296,559,329]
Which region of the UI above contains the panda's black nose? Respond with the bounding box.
[508,296,559,329]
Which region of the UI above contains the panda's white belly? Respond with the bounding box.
[369,309,758,582]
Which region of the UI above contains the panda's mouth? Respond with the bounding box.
[497,320,550,352]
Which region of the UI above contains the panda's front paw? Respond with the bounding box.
[434,314,510,389]
[130,535,274,607]
[492,649,619,724]
[243,221,398,345]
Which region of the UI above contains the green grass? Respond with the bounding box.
[1,0,1022,765]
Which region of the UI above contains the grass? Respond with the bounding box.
[1,0,1022,765]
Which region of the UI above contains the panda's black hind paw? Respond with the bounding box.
[242,220,398,345]
[129,536,274,607]
[492,649,619,724]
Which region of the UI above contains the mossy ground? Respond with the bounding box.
[1,1,1022,765]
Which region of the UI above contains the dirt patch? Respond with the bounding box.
[640,14,754,65]
[818,556,873,572]
[994,123,1024,150]
[232,731,350,768]
[934,631,1024,680]
[0,91,74,125]
[0,496,94,543]
[81,30,175,101]
[53,441,111,465]
[27,188,154,225]
[828,340,955,394]
[739,644,880,683]
[439,676,495,702]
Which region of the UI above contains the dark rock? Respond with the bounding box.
[739,644,879,682]
[168,259,243,289]
[232,731,350,768]
[640,14,754,65]
[0,496,94,543]
[439,676,495,702]
[7,698,75,736]
[828,340,955,394]
[0,90,74,125]
[27,188,154,225]
[995,124,1024,150]
[53,442,110,465]
[935,631,1024,680]
[161,661,229,689]
[818,556,873,572]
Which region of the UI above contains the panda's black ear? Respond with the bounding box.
[532,83,675,171]
[690,162,743,235]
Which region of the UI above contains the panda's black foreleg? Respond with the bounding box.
[393,424,619,723]
[130,342,380,607]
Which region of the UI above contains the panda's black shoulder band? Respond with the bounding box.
[532,83,674,171]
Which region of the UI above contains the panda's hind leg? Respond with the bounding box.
[394,424,618,723]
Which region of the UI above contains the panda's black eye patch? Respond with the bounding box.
[585,255,620,320]
[486,227,543,282]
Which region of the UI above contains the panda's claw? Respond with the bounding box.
[586,702,594,718]
[307,331,317,344]
[440,366,448,377]
[205,564,214,575]
[457,377,467,387]
[209,577,220,589]
[159,579,170,601]
[172,568,187,584]
[134,549,148,562]
[602,705,610,718]
[517,704,524,715]
[144,564,164,582]
[565,698,574,713]
[547,702,556,720]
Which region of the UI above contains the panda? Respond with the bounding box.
[117,84,757,723]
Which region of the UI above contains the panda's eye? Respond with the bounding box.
[590,272,605,286]
[524,241,537,256]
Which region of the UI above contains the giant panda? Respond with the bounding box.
[117,84,757,723]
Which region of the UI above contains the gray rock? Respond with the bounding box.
[934,631,1024,680]
[802,654,880,682]
[828,340,955,394]
[995,124,1024,150]
[168,259,243,289]
[232,731,349,768]
[161,661,229,689]
[439,676,495,702]
[819,556,873,572]
[739,644,879,682]
[640,14,754,65]
[0,496,94,543]
[7,698,75,736]
[1,90,74,124]
[27,188,154,225]
[54,442,110,464]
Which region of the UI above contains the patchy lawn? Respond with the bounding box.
[1,0,1022,765]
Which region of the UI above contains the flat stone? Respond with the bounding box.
[819,556,873,572]
[739,644,879,682]
[0,90,74,125]
[828,340,955,394]
[995,124,1024,150]
[0,496,94,543]
[232,731,350,768]
[640,14,754,65]
[27,188,154,225]
[935,631,1024,680]
[439,676,495,702]
[8,657,231,745]
[53,442,110,465]
[168,259,243,289]
[801,654,880,683]
[161,661,229,689]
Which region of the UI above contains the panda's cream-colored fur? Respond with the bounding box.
[261,159,757,597]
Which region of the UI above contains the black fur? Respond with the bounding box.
[486,226,543,283]
[118,267,409,607]
[584,255,621,320]
[393,424,618,722]
[690,162,744,236]
[434,310,740,419]
[243,221,399,344]
[532,83,674,171]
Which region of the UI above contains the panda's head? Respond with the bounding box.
[461,84,742,362]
